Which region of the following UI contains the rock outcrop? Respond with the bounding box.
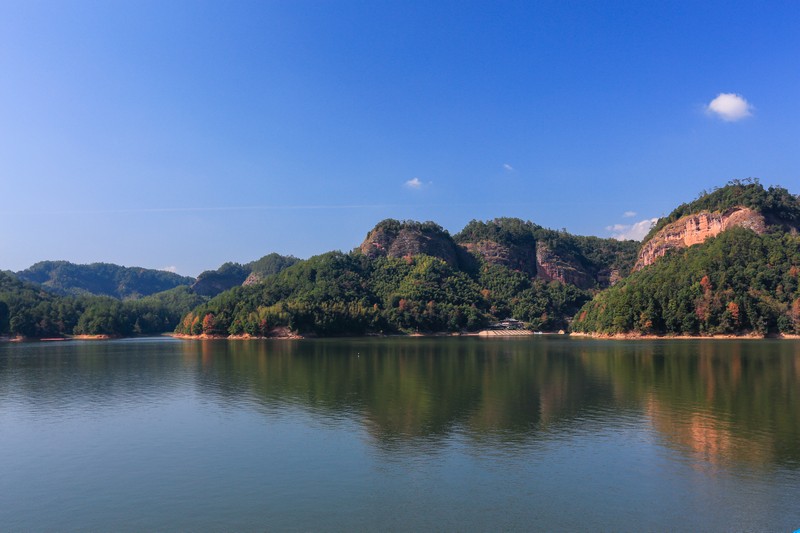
[461,240,538,277]
[635,207,766,270]
[360,221,462,267]
[535,242,596,289]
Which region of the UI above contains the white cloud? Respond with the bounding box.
[161,265,178,273]
[606,218,658,241]
[623,211,637,218]
[405,177,432,190]
[503,163,514,172]
[706,93,753,122]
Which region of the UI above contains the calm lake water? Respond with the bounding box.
[1,336,799,531]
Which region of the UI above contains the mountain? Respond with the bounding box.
[175,218,636,337]
[573,180,800,336]
[16,261,194,299]
[0,269,207,339]
[359,219,472,269]
[454,218,638,289]
[191,262,251,297]
[634,178,799,270]
[191,254,301,297]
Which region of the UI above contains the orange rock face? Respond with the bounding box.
[634,207,766,270]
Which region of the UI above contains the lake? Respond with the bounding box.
[1,336,799,531]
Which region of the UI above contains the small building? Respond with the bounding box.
[488,318,525,330]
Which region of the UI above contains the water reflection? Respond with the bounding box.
[2,337,799,469]
[170,337,800,468]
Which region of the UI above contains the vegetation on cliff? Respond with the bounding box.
[455,218,638,288]
[572,227,800,335]
[573,181,800,336]
[643,179,800,242]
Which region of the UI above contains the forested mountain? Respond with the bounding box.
[454,218,638,288]
[191,254,300,296]
[175,218,635,337]
[2,253,299,338]
[573,181,800,336]
[8,182,800,340]
[16,261,194,299]
[0,270,207,338]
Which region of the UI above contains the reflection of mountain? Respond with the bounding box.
[4,338,798,469]
[180,338,800,468]
[182,338,612,445]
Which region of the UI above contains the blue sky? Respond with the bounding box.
[1,1,798,276]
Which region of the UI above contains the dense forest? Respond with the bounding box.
[573,228,800,335]
[1,253,300,338]
[0,271,207,338]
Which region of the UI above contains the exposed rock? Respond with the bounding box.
[242,272,262,286]
[535,242,596,289]
[635,207,766,270]
[360,221,461,267]
[461,240,538,277]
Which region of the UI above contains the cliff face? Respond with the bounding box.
[360,223,461,267]
[461,240,538,277]
[635,207,766,270]
[535,242,596,289]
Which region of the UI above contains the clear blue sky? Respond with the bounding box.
[2,0,798,276]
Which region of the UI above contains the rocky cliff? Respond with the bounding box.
[535,242,597,289]
[634,206,766,270]
[461,240,538,277]
[360,220,462,267]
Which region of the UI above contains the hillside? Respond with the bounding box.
[573,181,800,336]
[191,254,300,297]
[16,261,194,299]
[176,219,635,337]
[0,269,207,338]
[454,218,638,289]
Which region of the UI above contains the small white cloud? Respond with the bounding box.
[606,218,658,241]
[623,211,637,218]
[405,177,432,190]
[503,163,515,172]
[706,93,753,122]
[405,177,422,189]
[161,265,178,273]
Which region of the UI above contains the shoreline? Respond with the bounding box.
[569,332,800,340]
[5,331,800,343]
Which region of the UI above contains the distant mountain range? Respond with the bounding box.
[4,179,800,339]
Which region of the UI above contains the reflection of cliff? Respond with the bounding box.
[644,395,774,467]
[579,340,800,467]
